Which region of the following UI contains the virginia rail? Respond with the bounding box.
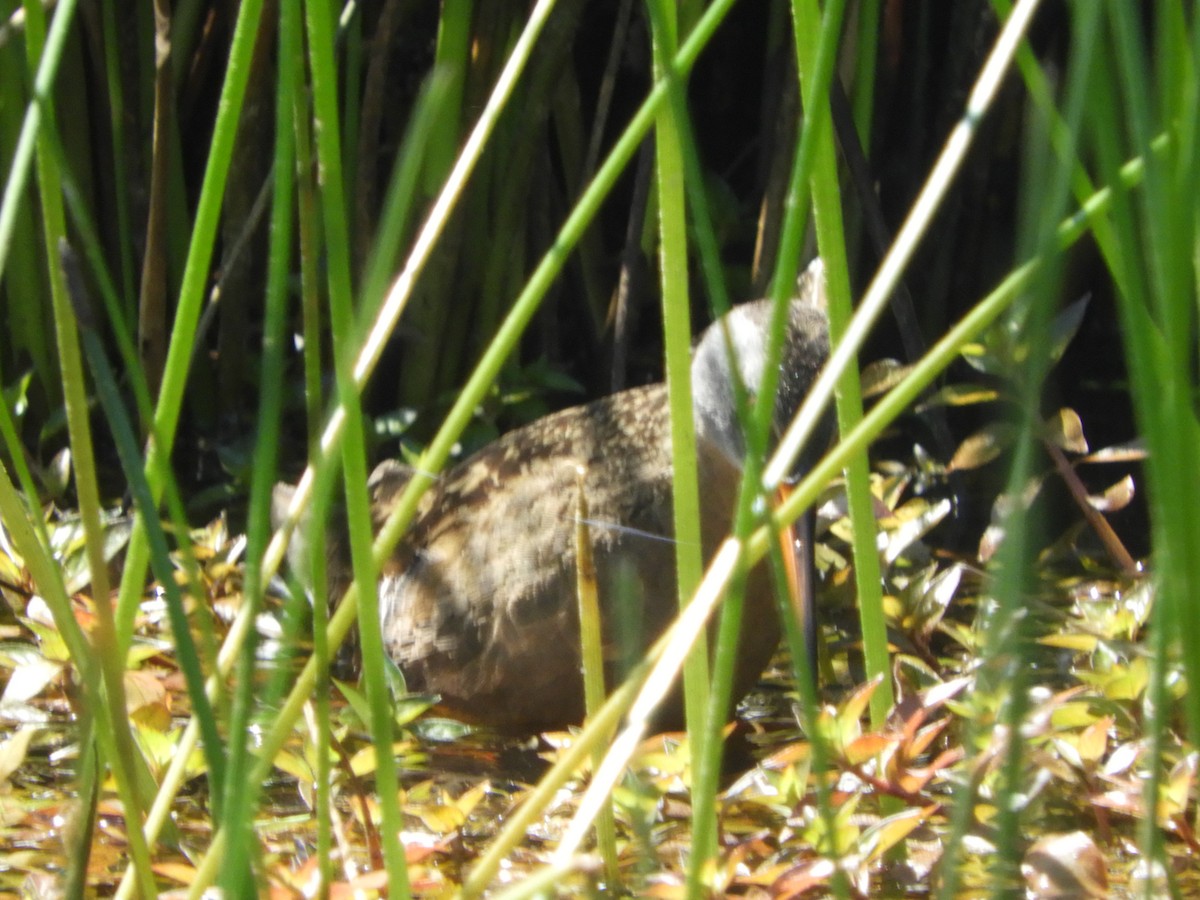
[275,264,830,730]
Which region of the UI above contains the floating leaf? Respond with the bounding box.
[1080,439,1147,464]
[949,422,1019,471]
[42,448,71,501]
[412,796,468,834]
[272,749,315,784]
[151,861,199,886]
[1040,633,1100,652]
[0,656,62,706]
[0,727,37,785]
[835,677,882,749]
[1043,407,1088,454]
[916,382,1001,410]
[124,669,167,715]
[880,497,952,564]
[1077,657,1149,701]
[860,358,914,397]
[1077,716,1112,764]
[861,805,940,863]
[844,733,891,765]
[771,857,839,899]
[18,610,70,663]
[1089,475,1135,513]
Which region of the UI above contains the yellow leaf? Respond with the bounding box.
[1043,407,1088,454]
[1077,717,1112,763]
[0,727,37,784]
[417,801,467,834]
[862,805,939,863]
[1039,633,1099,652]
[844,733,891,766]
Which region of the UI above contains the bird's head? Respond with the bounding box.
[690,259,832,479]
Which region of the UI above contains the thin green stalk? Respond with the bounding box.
[794,0,889,726]
[1099,3,1200,889]
[0,0,77,291]
[684,0,844,884]
[0,385,41,530]
[359,69,453,315]
[287,19,325,452]
[60,710,98,898]
[791,11,901,873]
[988,6,1097,891]
[308,500,336,899]
[0,33,54,397]
[711,0,853,892]
[395,0,470,407]
[50,117,224,721]
[300,0,411,894]
[1108,3,1171,315]
[278,3,334,893]
[1085,27,1173,899]
[935,2,1093,891]
[967,103,1069,892]
[53,132,154,426]
[850,0,881,143]
[574,477,619,888]
[660,24,776,898]
[992,0,1121,269]
[426,0,473,194]
[112,0,267,651]
[842,0,880,270]
[340,7,362,216]
[217,0,300,888]
[22,2,158,896]
[941,17,1086,890]
[63,240,227,820]
[645,0,710,772]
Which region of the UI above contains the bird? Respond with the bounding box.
[274,261,831,731]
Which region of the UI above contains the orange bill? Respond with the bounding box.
[776,482,818,682]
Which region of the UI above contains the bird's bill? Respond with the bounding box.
[776,483,818,682]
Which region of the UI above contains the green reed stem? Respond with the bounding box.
[216,0,300,889]
[302,0,412,892]
[112,0,266,652]
[795,0,890,726]
[22,1,159,895]
[646,0,711,773]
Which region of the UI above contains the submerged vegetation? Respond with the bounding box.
[0,1,1197,896]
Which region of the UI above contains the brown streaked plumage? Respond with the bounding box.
[275,262,831,730]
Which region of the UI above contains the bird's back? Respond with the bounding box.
[377,383,770,728]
